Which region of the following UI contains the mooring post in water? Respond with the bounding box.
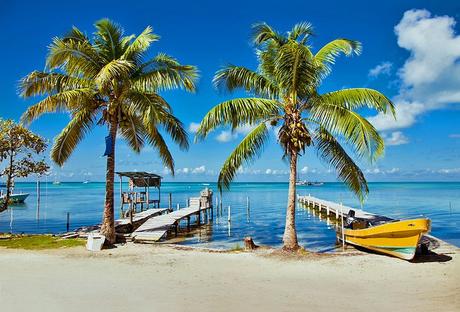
[168,193,172,210]
[340,202,345,250]
[176,203,180,210]
[228,205,231,222]
[246,196,250,214]
[66,212,70,232]
[36,178,41,219]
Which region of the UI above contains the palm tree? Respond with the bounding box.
[19,19,198,243]
[196,22,395,250]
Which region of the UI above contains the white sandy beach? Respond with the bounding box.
[0,243,459,312]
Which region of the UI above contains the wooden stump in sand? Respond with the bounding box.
[244,237,258,250]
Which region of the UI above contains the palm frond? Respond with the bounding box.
[312,88,395,115]
[314,127,368,202]
[51,107,96,166]
[134,54,198,92]
[311,103,384,162]
[274,41,316,98]
[213,65,278,98]
[46,37,101,77]
[121,26,159,61]
[94,19,124,60]
[314,39,361,77]
[218,122,269,191]
[118,110,145,153]
[94,59,134,90]
[195,98,280,140]
[19,71,92,97]
[288,22,314,43]
[144,125,175,175]
[252,22,287,46]
[21,89,96,125]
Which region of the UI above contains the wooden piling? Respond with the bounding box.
[228,205,231,222]
[66,212,70,232]
[169,193,172,210]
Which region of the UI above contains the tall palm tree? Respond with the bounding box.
[196,22,395,250]
[20,19,198,243]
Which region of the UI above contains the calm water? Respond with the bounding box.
[0,182,459,250]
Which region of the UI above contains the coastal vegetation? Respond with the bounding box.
[0,119,49,212]
[19,19,198,243]
[196,23,395,250]
[0,234,85,250]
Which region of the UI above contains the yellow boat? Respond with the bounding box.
[340,218,431,260]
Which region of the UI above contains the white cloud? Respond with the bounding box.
[383,131,409,146]
[368,61,393,78]
[216,124,256,142]
[216,130,237,142]
[437,168,460,174]
[365,167,400,175]
[188,122,200,133]
[192,165,206,174]
[300,166,308,174]
[265,168,288,175]
[368,9,460,131]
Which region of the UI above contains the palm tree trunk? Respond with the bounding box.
[1,152,14,213]
[282,151,299,250]
[100,119,118,244]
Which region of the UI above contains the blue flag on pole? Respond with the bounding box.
[103,135,114,157]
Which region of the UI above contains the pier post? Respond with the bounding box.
[66,212,70,232]
[169,193,172,210]
[228,205,231,222]
[177,203,180,210]
[246,196,250,215]
[36,178,41,219]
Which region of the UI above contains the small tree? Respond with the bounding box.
[0,119,49,212]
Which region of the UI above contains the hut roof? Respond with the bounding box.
[116,172,162,187]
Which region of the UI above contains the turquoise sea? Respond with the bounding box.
[0,182,459,250]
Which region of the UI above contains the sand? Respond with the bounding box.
[0,243,459,312]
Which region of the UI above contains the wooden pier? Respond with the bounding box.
[297,194,391,221]
[297,194,458,254]
[132,189,213,242]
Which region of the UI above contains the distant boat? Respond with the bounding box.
[339,213,431,260]
[53,181,61,185]
[0,193,29,204]
[296,180,324,186]
[82,180,90,184]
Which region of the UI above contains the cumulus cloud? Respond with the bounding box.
[265,168,288,175]
[300,166,308,174]
[192,165,206,174]
[382,131,409,146]
[365,167,400,175]
[215,124,256,142]
[188,122,200,133]
[368,61,393,78]
[368,9,460,131]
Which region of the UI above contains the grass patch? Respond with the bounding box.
[230,243,244,252]
[0,235,85,250]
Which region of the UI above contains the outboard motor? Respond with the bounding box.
[345,210,356,228]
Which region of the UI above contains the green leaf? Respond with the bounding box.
[218,123,269,191]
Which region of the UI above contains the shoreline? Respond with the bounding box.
[1,243,459,312]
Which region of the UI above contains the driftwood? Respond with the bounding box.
[244,237,258,250]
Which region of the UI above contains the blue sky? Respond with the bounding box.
[0,0,459,182]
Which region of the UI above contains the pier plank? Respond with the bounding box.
[132,198,212,242]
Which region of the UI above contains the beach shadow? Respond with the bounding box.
[411,251,452,263]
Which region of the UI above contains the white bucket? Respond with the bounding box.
[86,233,106,251]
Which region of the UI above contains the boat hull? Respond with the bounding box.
[341,219,431,260]
[0,193,29,204]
